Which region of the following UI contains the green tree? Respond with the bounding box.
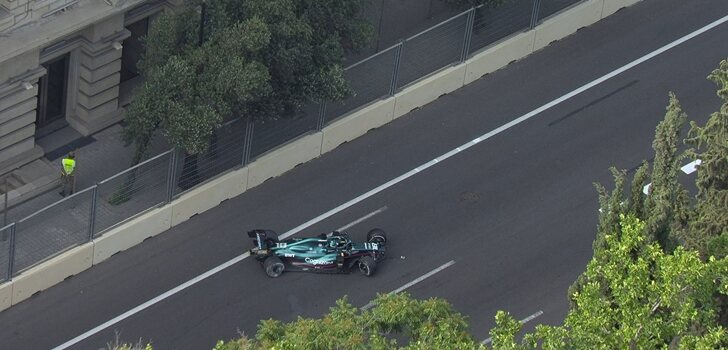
[491,215,728,350]
[208,0,371,117]
[121,0,372,194]
[212,293,483,350]
[684,59,728,260]
[644,93,691,251]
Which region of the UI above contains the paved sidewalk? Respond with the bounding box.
[0,123,171,278]
[8,123,171,223]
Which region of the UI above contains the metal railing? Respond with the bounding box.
[0,0,583,282]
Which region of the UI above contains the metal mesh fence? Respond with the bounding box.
[94,151,171,236]
[173,118,248,197]
[250,102,320,160]
[536,0,583,23]
[469,0,535,54]
[397,11,469,89]
[2,188,65,227]
[0,224,12,283]
[324,46,399,124]
[13,187,93,275]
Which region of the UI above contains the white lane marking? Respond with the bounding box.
[53,252,251,350]
[481,310,544,345]
[54,15,728,349]
[681,159,701,174]
[361,260,456,310]
[336,206,388,232]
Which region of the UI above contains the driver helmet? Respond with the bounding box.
[328,237,340,248]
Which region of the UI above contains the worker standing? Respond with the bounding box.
[60,151,76,197]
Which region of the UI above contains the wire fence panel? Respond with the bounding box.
[0,224,12,283]
[397,11,469,89]
[250,102,320,160]
[324,47,399,124]
[94,151,171,236]
[536,0,583,23]
[2,191,55,228]
[173,118,248,197]
[13,187,93,275]
[469,0,535,54]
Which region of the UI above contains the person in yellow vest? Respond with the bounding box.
[60,151,76,197]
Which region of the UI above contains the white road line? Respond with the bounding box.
[360,260,456,310]
[681,159,701,174]
[53,252,252,350]
[53,15,728,350]
[481,310,544,345]
[336,206,388,232]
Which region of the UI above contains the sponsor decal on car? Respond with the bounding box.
[364,243,378,250]
[305,257,333,265]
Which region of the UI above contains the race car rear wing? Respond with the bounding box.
[247,229,278,249]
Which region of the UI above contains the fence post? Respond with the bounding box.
[241,119,254,166]
[530,0,541,29]
[165,149,177,203]
[7,222,16,278]
[389,41,404,95]
[2,178,7,227]
[316,102,327,131]
[460,8,476,62]
[88,184,98,241]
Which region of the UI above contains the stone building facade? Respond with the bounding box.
[0,0,176,203]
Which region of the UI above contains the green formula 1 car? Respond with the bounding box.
[248,228,387,278]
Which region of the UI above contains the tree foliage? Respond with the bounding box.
[494,215,727,349]
[123,0,373,158]
[644,93,690,251]
[210,293,483,350]
[684,59,728,259]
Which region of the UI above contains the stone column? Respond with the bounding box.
[68,12,129,136]
[0,48,45,175]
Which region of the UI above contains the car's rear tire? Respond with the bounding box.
[263,256,285,278]
[367,228,387,246]
[358,256,377,277]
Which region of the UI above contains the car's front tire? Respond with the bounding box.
[367,228,387,246]
[263,256,285,278]
[358,256,377,277]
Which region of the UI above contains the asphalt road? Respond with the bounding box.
[2,0,728,349]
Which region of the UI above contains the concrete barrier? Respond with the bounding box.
[533,0,605,51]
[11,243,93,305]
[464,31,536,85]
[0,281,11,312]
[393,64,466,119]
[321,98,396,154]
[171,167,249,226]
[247,132,324,189]
[602,0,641,17]
[92,205,172,265]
